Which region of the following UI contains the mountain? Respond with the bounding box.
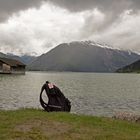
[0,52,8,58]
[27,41,140,72]
[20,55,37,65]
[117,59,140,73]
[0,52,36,65]
[7,53,36,65]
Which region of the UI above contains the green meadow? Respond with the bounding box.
[0,109,140,140]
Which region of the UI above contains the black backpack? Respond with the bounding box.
[40,83,71,112]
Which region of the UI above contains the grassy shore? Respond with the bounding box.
[0,109,140,140]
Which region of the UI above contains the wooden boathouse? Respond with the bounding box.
[0,57,26,74]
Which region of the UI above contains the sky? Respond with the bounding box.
[0,0,140,56]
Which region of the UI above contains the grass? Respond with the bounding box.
[0,109,140,140]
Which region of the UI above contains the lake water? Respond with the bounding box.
[0,72,140,116]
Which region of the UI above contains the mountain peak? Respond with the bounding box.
[62,40,118,51]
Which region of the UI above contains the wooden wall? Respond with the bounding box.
[0,61,25,74]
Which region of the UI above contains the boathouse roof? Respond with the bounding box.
[0,57,26,67]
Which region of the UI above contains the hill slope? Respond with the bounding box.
[27,41,140,72]
[117,59,140,73]
[0,52,36,65]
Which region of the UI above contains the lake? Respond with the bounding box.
[0,72,140,116]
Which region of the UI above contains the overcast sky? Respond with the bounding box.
[0,0,140,56]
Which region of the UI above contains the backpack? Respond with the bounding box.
[40,83,71,112]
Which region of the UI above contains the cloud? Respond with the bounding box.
[90,10,140,52]
[80,8,106,38]
[48,0,140,36]
[49,0,140,13]
[0,0,44,22]
[0,1,140,56]
[0,2,91,55]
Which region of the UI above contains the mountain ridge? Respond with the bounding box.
[27,41,140,72]
[117,59,140,73]
[0,52,36,65]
